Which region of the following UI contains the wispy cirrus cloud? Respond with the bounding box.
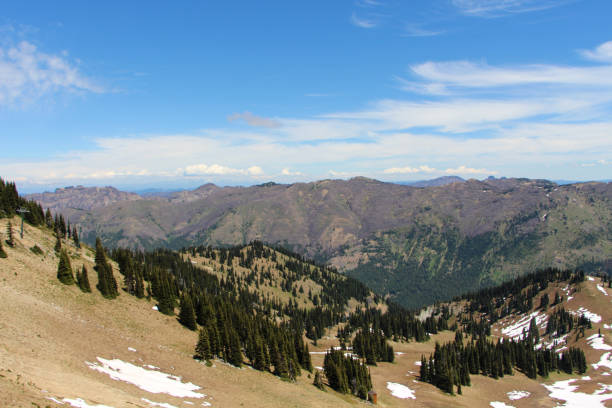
[451,0,566,17]
[404,24,444,37]
[0,40,103,107]
[350,12,377,28]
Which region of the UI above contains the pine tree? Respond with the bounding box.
[54,229,62,253]
[57,249,75,285]
[6,221,15,247]
[77,265,92,292]
[94,237,118,299]
[0,237,7,258]
[72,226,80,248]
[195,328,212,360]
[179,292,197,330]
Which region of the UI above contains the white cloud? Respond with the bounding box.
[444,165,497,175]
[0,40,102,106]
[581,41,612,63]
[3,43,611,187]
[184,163,263,177]
[452,0,564,17]
[409,60,612,88]
[227,111,280,128]
[281,168,302,176]
[383,165,436,174]
[350,12,377,28]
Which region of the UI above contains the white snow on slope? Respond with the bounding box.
[589,276,595,281]
[386,382,416,399]
[543,379,612,407]
[128,347,137,352]
[414,361,422,366]
[573,308,602,324]
[592,352,612,371]
[507,390,530,400]
[63,398,113,408]
[87,357,205,398]
[490,402,514,408]
[142,398,178,408]
[587,334,612,351]
[501,312,547,340]
[597,285,608,296]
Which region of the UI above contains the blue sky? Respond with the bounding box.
[1,0,611,192]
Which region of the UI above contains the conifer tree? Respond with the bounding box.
[6,221,15,247]
[0,237,7,258]
[195,328,212,360]
[45,208,53,228]
[179,292,197,330]
[94,237,118,299]
[54,229,62,253]
[77,265,92,292]
[57,249,75,285]
[72,226,80,248]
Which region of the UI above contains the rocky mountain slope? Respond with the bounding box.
[27,177,612,308]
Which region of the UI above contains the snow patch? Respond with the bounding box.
[587,334,612,351]
[490,403,514,408]
[202,403,212,407]
[592,352,612,371]
[543,379,612,407]
[47,397,64,404]
[142,398,178,408]
[573,308,602,324]
[395,351,405,355]
[414,361,422,366]
[386,382,415,399]
[604,324,612,329]
[597,285,608,296]
[63,398,114,408]
[152,306,158,311]
[86,357,205,398]
[507,390,530,400]
[315,366,323,370]
[501,312,547,340]
[589,276,595,281]
[128,347,137,352]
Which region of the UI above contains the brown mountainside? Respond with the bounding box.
[27,177,612,308]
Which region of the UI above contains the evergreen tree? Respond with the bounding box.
[77,265,92,292]
[45,208,53,228]
[6,221,15,247]
[94,237,118,299]
[0,237,7,258]
[195,328,212,360]
[179,292,197,330]
[72,226,80,248]
[57,249,75,285]
[54,229,62,253]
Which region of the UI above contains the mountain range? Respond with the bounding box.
[27,177,612,308]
